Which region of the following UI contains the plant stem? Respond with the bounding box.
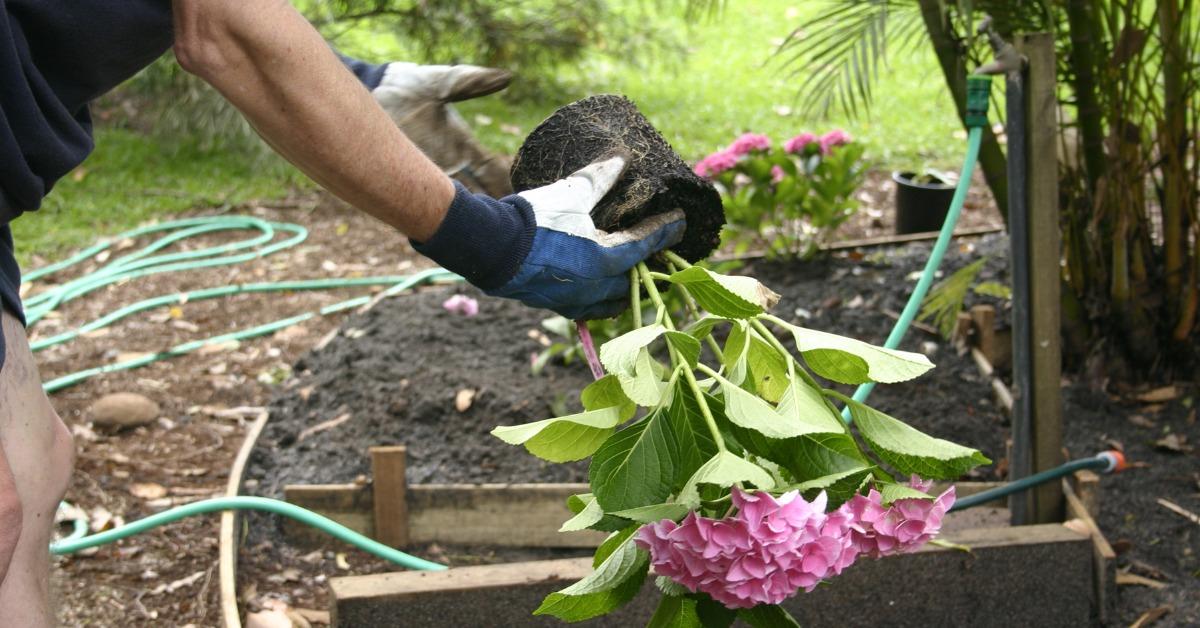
[636,262,726,453]
[749,318,821,391]
[628,267,641,329]
[574,320,604,381]
[661,250,693,269]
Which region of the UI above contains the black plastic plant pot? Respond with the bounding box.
[510,94,725,262]
[893,171,955,235]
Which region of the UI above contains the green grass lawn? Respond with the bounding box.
[15,1,965,264]
[10,128,308,266]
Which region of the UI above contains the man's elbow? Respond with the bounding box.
[171,0,243,78]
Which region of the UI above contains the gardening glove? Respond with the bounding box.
[411,156,686,319]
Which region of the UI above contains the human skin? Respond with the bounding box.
[0,311,76,627]
[171,0,458,242]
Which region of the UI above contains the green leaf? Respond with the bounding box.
[656,576,688,597]
[664,331,701,369]
[878,482,934,504]
[560,494,605,532]
[722,321,751,385]
[581,375,636,422]
[746,337,789,403]
[678,451,775,507]
[695,596,738,627]
[845,398,991,480]
[590,408,680,512]
[618,349,668,406]
[793,466,874,505]
[739,604,802,628]
[684,315,727,341]
[600,324,666,375]
[534,533,649,622]
[611,502,691,523]
[491,407,624,463]
[668,267,780,319]
[594,526,639,567]
[974,281,1012,299]
[714,373,844,440]
[542,315,573,338]
[768,432,871,482]
[783,323,934,384]
[776,376,847,434]
[648,595,702,628]
[665,381,721,488]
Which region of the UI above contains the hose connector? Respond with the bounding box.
[1097,450,1127,474]
[965,76,992,129]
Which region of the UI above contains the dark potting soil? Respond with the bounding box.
[248,234,1198,625]
[510,94,724,262]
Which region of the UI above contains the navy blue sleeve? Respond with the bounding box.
[410,182,535,291]
[336,52,388,91]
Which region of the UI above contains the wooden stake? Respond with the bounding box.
[969,304,997,364]
[1020,32,1065,523]
[370,446,410,547]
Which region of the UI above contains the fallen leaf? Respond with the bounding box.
[1137,385,1178,403]
[335,553,350,570]
[455,388,476,413]
[299,550,324,564]
[130,483,168,500]
[273,325,309,342]
[1128,414,1156,429]
[335,222,350,236]
[1154,433,1192,453]
[198,339,240,354]
[293,608,331,625]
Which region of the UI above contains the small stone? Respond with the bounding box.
[90,392,160,429]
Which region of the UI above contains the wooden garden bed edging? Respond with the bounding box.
[219,411,269,628]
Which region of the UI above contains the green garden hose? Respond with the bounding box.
[51,496,447,571]
[949,451,1125,512]
[843,76,993,420]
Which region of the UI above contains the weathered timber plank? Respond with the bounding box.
[370,446,410,547]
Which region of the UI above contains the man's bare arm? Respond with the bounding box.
[171,0,454,241]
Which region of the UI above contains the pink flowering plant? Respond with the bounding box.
[491,255,988,626]
[696,130,867,260]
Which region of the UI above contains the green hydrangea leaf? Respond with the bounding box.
[664,331,702,369]
[611,502,691,523]
[581,375,637,422]
[878,482,934,504]
[600,323,666,375]
[678,451,775,507]
[668,267,780,319]
[792,466,874,506]
[617,349,668,406]
[722,321,751,385]
[776,376,846,434]
[491,407,624,462]
[560,494,605,532]
[782,323,934,384]
[739,604,802,628]
[746,336,789,403]
[534,533,648,622]
[589,408,680,512]
[648,595,702,628]
[664,381,720,490]
[844,398,991,480]
[714,373,844,440]
[683,315,728,341]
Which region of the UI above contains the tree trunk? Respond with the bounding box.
[1064,0,1108,194]
[916,0,1009,223]
[1158,0,1188,332]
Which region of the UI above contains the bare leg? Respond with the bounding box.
[0,310,75,627]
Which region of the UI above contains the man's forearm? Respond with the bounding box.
[171,0,454,241]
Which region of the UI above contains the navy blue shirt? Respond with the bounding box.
[0,1,388,368]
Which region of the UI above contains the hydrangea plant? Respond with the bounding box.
[491,254,988,626]
[696,130,867,260]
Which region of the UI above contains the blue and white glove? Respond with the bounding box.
[412,157,686,319]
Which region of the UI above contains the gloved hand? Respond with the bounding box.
[412,156,686,319]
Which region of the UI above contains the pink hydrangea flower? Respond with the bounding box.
[770,165,786,184]
[728,133,771,156]
[819,129,852,154]
[839,475,955,559]
[635,489,857,609]
[693,150,739,178]
[442,294,479,316]
[784,132,818,155]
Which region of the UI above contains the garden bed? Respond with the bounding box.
[241,234,1198,626]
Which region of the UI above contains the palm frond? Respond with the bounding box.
[919,257,988,339]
